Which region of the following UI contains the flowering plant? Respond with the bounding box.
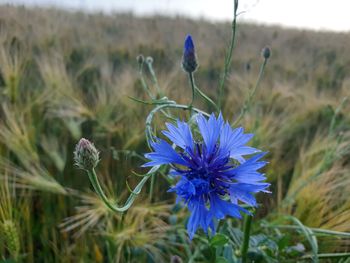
[143,113,269,239]
[74,0,271,261]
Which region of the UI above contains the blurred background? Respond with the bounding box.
[2,0,350,31]
[0,0,350,262]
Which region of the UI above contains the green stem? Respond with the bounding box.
[218,0,239,111]
[145,102,210,149]
[144,102,209,201]
[189,72,196,108]
[188,72,219,112]
[146,59,162,97]
[262,224,350,237]
[138,62,154,99]
[234,58,267,126]
[195,87,220,112]
[241,214,252,263]
[149,173,155,202]
[301,253,350,260]
[86,167,157,213]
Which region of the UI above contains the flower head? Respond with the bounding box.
[262,46,271,59]
[74,138,100,170]
[182,34,198,73]
[143,113,269,239]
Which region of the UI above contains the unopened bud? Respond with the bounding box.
[182,34,198,73]
[136,54,144,65]
[74,138,100,170]
[262,46,271,59]
[145,56,153,65]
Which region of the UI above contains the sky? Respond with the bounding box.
[1,0,349,32]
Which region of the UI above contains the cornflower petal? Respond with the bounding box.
[197,113,223,156]
[229,183,270,207]
[162,120,194,151]
[143,139,188,167]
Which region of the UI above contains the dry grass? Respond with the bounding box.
[0,4,349,261]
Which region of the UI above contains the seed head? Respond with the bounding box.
[74,138,100,170]
[262,46,271,60]
[1,220,20,259]
[182,34,198,73]
[145,56,154,64]
[171,255,183,263]
[136,54,144,66]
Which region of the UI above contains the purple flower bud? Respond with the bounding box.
[182,35,198,73]
[74,138,100,170]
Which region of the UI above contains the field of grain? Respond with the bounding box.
[0,5,350,262]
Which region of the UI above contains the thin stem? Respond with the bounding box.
[143,102,209,201]
[188,72,219,112]
[234,57,268,126]
[88,99,209,213]
[137,61,173,120]
[262,224,350,237]
[189,72,196,108]
[241,214,252,263]
[146,60,162,97]
[86,167,156,213]
[145,102,210,149]
[138,62,154,99]
[149,173,155,202]
[218,0,239,111]
[301,253,350,260]
[195,86,220,112]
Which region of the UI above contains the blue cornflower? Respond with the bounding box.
[143,113,269,239]
[182,34,198,73]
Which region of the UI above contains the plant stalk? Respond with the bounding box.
[241,214,253,263]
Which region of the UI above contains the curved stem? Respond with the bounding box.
[86,166,158,213]
[145,102,210,149]
[87,100,209,213]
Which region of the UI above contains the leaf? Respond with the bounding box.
[283,216,318,263]
[215,257,229,263]
[210,234,229,247]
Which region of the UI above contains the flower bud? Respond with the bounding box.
[262,46,271,59]
[74,138,100,170]
[136,54,144,65]
[145,56,154,65]
[182,34,198,73]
